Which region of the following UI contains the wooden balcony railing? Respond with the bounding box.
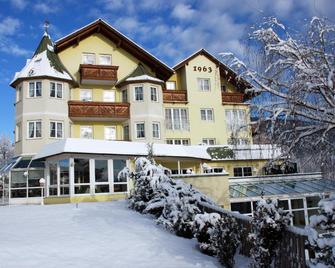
[80,64,118,85]
[68,101,129,120]
[163,90,188,103]
[221,92,245,104]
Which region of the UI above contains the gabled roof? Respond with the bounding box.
[173,48,251,92]
[116,63,164,87]
[10,33,73,88]
[55,19,174,81]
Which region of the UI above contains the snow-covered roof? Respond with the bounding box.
[33,138,281,162]
[10,33,73,87]
[126,74,163,83]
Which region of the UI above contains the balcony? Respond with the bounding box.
[80,64,119,85]
[221,92,245,104]
[68,101,129,121]
[163,90,188,104]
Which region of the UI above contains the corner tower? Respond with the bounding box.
[10,27,74,156]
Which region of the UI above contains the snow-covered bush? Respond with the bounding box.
[213,215,241,268]
[249,198,291,268]
[193,212,221,255]
[306,195,335,267]
[128,157,216,238]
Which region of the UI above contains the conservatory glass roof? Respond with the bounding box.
[229,178,335,198]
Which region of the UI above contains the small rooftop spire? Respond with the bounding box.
[44,20,50,36]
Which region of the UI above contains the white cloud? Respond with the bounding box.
[171,4,197,20]
[34,1,60,14]
[0,17,20,36]
[9,0,26,10]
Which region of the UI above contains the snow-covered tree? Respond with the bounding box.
[0,135,14,167]
[222,17,335,176]
[306,194,335,267]
[193,212,221,255]
[249,198,291,268]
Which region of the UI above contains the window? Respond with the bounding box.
[225,109,247,132]
[48,160,70,196]
[152,122,160,139]
[16,86,22,102]
[15,124,21,142]
[28,81,42,97]
[134,86,144,101]
[113,159,127,192]
[123,125,129,141]
[228,137,250,145]
[99,54,112,65]
[80,126,93,139]
[166,81,176,90]
[27,121,42,139]
[82,53,95,64]
[198,78,210,91]
[122,90,128,102]
[74,158,90,194]
[166,139,190,145]
[103,91,115,102]
[200,109,214,121]
[202,138,216,145]
[165,108,189,131]
[150,87,158,102]
[95,160,109,193]
[50,121,63,138]
[104,126,116,140]
[80,89,92,101]
[233,167,252,177]
[135,123,145,139]
[50,82,63,98]
[204,167,225,174]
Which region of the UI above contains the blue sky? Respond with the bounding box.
[0,0,334,140]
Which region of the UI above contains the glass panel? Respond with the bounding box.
[75,185,90,194]
[28,170,44,187]
[49,187,57,196]
[74,159,90,184]
[36,82,42,96]
[11,189,27,198]
[103,91,115,102]
[231,202,251,214]
[57,123,63,138]
[95,185,109,193]
[59,159,69,196]
[35,121,42,138]
[60,187,69,195]
[28,188,42,197]
[166,81,176,90]
[243,167,252,176]
[56,83,62,98]
[308,209,319,219]
[114,184,127,192]
[292,210,306,226]
[11,171,26,188]
[291,199,304,209]
[49,163,57,185]
[29,122,34,138]
[50,82,55,97]
[113,160,126,182]
[50,122,56,137]
[278,200,289,210]
[29,82,34,97]
[95,160,108,182]
[307,196,321,208]
[105,127,116,140]
[99,55,111,65]
[233,168,242,177]
[173,109,181,130]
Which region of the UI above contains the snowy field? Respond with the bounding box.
[0,201,250,268]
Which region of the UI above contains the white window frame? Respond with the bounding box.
[80,126,93,139]
[166,81,176,90]
[134,86,144,102]
[50,121,63,139]
[150,86,158,102]
[80,89,93,102]
[103,90,115,102]
[198,78,210,91]
[27,120,42,139]
[152,122,160,139]
[165,108,190,131]
[225,109,247,132]
[99,54,112,65]
[233,166,253,177]
[28,81,42,98]
[50,82,63,99]
[82,53,96,64]
[200,108,214,121]
[166,139,190,145]
[135,122,145,139]
[104,126,116,140]
[202,138,216,145]
[15,123,21,142]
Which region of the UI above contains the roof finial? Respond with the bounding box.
[44,20,50,36]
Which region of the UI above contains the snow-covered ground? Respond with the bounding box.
[0,201,249,267]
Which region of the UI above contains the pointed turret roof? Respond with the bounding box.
[116,63,164,87]
[10,32,73,87]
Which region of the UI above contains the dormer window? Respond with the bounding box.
[82,53,95,64]
[28,81,42,98]
[99,54,112,65]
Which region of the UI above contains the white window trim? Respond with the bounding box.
[198,78,210,91]
[103,90,116,102]
[99,54,112,65]
[82,53,96,65]
[80,89,93,102]
[133,85,144,102]
[135,122,145,139]
[80,126,93,139]
[49,81,63,99]
[166,139,190,145]
[27,120,42,139]
[165,108,190,131]
[104,126,117,140]
[27,81,42,98]
[150,86,158,102]
[152,122,161,139]
[49,121,64,139]
[202,138,216,145]
[200,108,214,121]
